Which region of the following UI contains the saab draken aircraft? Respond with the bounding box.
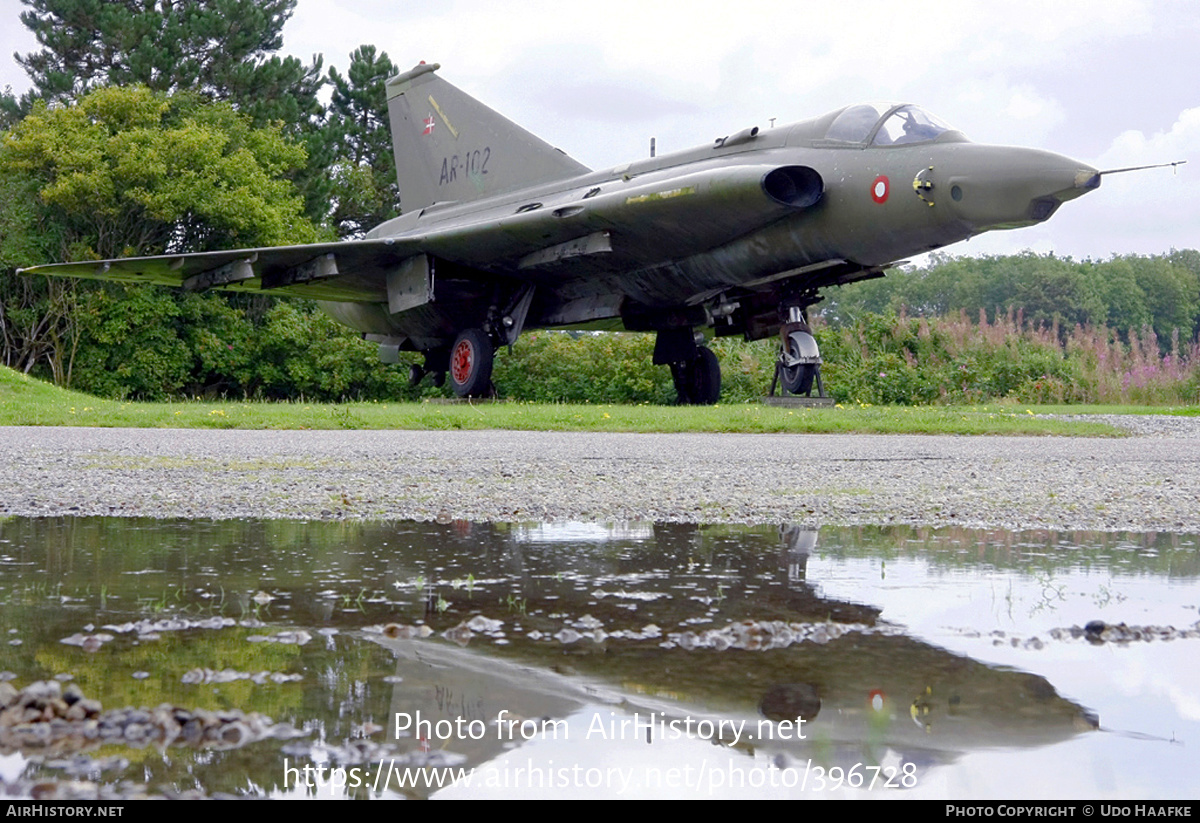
[23,62,1163,403]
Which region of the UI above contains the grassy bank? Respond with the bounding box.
[0,365,1141,435]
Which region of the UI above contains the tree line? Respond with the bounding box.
[1,0,407,398]
[2,1,1197,405]
[823,250,1200,344]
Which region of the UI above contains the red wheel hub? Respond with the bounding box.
[451,338,475,385]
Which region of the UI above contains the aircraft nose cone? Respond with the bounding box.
[1074,168,1102,191]
[943,147,1100,231]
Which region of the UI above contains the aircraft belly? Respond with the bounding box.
[528,293,624,327]
[604,217,827,307]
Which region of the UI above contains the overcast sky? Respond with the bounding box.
[3,0,1197,261]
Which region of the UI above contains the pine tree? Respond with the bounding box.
[1,87,21,130]
[14,0,323,128]
[322,45,400,237]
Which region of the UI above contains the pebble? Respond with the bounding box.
[0,680,306,754]
[3,421,1200,532]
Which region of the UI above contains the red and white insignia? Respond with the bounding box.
[423,115,435,136]
[871,175,889,203]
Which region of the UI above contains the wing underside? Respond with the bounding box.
[17,239,425,303]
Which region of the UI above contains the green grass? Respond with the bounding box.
[973,402,1200,417]
[0,364,1148,435]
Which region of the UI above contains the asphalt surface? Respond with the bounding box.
[2,419,1199,531]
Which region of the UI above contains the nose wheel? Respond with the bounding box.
[780,332,820,395]
[782,361,819,396]
[771,305,824,398]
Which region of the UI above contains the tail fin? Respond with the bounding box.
[385,62,590,211]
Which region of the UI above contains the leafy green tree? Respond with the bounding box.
[1000,254,1090,330]
[0,168,78,381]
[67,286,194,399]
[250,301,410,400]
[1127,255,1199,340]
[0,85,326,396]
[1078,257,1148,333]
[2,85,323,258]
[824,251,1200,348]
[1168,248,1200,281]
[11,0,331,223]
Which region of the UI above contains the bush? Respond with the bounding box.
[60,301,1200,406]
[491,333,675,404]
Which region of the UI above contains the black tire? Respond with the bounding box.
[448,328,494,397]
[780,333,818,395]
[692,346,721,405]
[674,346,721,405]
[781,363,817,395]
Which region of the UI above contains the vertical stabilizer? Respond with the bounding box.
[386,63,590,212]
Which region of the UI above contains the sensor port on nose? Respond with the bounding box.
[1029,198,1060,222]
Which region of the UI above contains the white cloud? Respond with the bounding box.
[3,0,1196,255]
[1099,106,1200,168]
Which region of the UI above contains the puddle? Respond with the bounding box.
[0,518,1196,799]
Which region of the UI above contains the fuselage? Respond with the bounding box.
[339,102,1098,344]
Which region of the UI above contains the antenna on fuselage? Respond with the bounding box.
[650,137,656,158]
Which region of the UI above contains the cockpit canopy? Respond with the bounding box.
[825,103,960,146]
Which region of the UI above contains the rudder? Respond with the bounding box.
[385,62,590,212]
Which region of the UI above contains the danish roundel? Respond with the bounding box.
[871,175,889,204]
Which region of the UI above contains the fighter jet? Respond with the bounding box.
[22,62,1141,403]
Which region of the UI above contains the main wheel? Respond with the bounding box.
[780,331,819,396]
[673,346,721,405]
[448,328,494,397]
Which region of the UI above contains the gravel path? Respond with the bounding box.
[2,417,1199,531]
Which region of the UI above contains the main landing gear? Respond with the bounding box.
[410,328,495,398]
[418,286,529,398]
[448,328,495,397]
[407,363,444,388]
[654,327,721,405]
[671,345,721,405]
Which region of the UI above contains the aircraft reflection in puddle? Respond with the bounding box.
[367,523,1098,796]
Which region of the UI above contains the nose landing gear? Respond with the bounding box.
[771,305,824,399]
